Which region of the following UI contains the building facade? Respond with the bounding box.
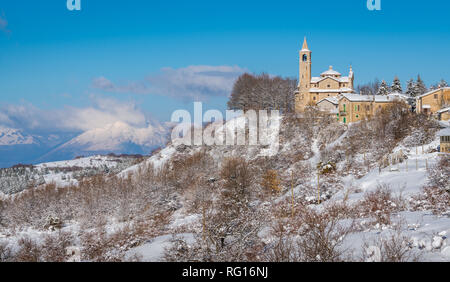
[295,38,355,112]
[439,128,450,153]
[416,87,450,116]
[337,93,409,124]
[437,107,450,121]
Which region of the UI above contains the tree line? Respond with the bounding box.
[227,73,297,113]
[357,75,448,96]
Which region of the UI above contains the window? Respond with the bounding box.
[327,84,331,88]
[302,54,308,62]
[313,96,316,100]
[434,94,438,99]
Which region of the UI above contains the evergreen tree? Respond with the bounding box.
[414,75,427,96]
[377,80,390,95]
[391,76,402,93]
[406,78,415,97]
[438,79,448,88]
[429,79,448,91]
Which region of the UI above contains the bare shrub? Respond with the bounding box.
[296,205,354,262]
[261,170,281,194]
[80,228,122,262]
[0,242,12,262]
[15,236,41,262]
[411,156,450,215]
[358,184,405,226]
[41,231,74,262]
[362,226,421,262]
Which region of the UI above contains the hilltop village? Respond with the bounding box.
[294,38,450,124]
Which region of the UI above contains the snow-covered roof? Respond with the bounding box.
[317,97,339,105]
[437,107,450,114]
[438,127,450,136]
[417,87,450,99]
[339,93,408,103]
[310,77,321,83]
[340,93,375,102]
[388,92,410,100]
[309,87,353,93]
[339,76,350,83]
[311,76,349,84]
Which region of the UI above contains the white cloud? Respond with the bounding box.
[92,76,149,94]
[92,65,246,100]
[0,97,150,133]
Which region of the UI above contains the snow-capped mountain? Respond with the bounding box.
[38,121,168,162]
[0,126,36,146]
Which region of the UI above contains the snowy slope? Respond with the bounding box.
[0,155,145,194]
[119,114,282,177]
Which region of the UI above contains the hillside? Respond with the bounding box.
[0,154,145,194]
[0,108,449,262]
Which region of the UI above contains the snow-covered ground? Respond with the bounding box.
[125,233,195,262]
[1,115,448,262]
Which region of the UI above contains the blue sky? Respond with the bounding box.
[0,0,449,132]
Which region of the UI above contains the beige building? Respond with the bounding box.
[295,37,354,112]
[317,97,339,114]
[439,128,450,153]
[337,93,409,124]
[416,87,450,116]
[437,107,450,121]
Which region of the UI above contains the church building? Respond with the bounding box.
[295,38,355,112]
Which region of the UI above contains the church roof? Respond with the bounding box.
[311,76,349,83]
[321,66,341,77]
[309,87,353,93]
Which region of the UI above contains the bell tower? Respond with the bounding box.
[295,37,312,112]
[299,37,312,91]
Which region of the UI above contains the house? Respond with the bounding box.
[438,128,450,153]
[416,87,450,116]
[294,38,355,112]
[337,93,409,124]
[437,107,450,121]
[317,97,339,115]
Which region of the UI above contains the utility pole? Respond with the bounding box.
[291,171,294,217]
[202,205,206,242]
[317,172,320,205]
